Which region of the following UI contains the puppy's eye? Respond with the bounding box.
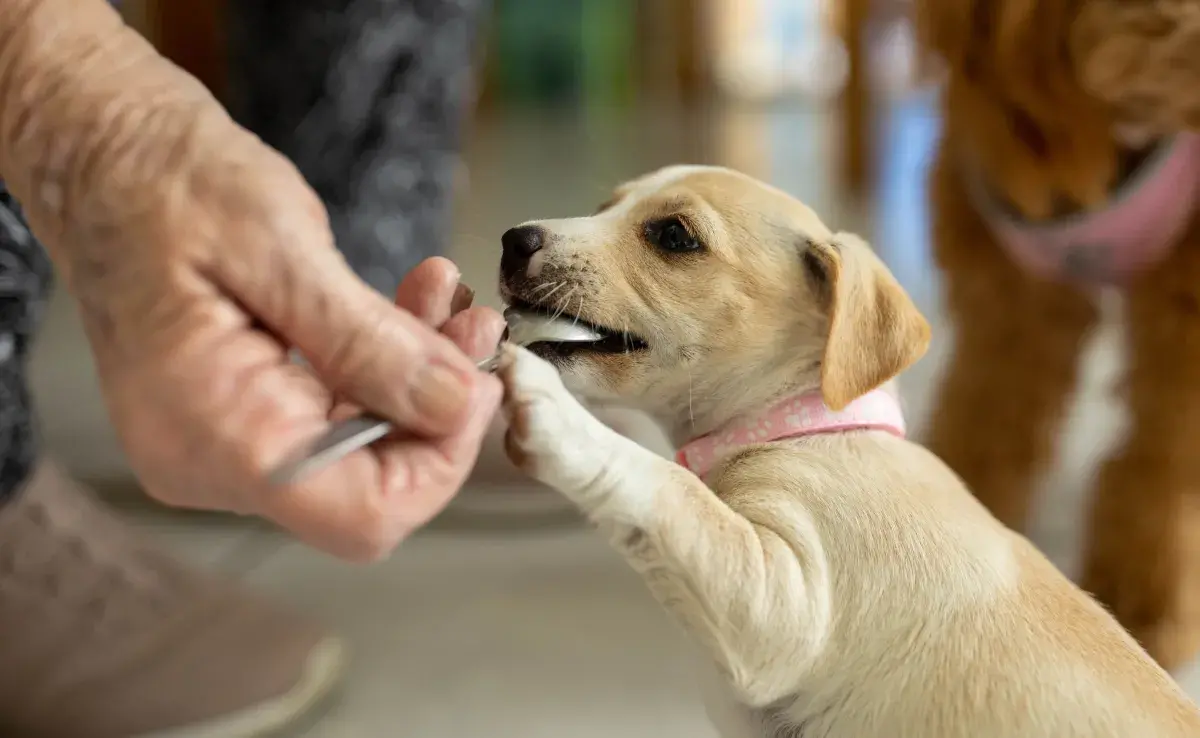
[646,218,701,253]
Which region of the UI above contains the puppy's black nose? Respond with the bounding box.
[501,225,544,259]
[500,225,546,281]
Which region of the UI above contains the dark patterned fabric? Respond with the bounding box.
[0,0,487,503]
[0,182,53,503]
[228,0,488,297]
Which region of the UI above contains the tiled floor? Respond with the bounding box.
[26,98,1200,735]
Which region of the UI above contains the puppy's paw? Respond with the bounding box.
[497,345,618,495]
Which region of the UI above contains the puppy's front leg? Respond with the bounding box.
[498,346,832,706]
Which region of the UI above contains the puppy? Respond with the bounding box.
[493,165,1200,737]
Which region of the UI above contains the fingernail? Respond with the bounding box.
[412,361,471,428]
[485,310,507,352]
[451,283,475,314]
[488,308,506,331]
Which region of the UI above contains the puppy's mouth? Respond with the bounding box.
[508,298,649,356]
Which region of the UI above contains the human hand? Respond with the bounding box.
[0,4,503,560]
[89,138,504,560]
[94,146,504,560]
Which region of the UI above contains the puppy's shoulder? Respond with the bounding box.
[706,442,827,502]
[711,442,798,480]
[703,438,878,525]
[706,433,908,500]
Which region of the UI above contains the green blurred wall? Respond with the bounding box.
[490,0,636,109]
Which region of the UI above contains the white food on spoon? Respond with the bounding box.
[502,306,604,345]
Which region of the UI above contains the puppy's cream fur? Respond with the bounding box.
[495,165,1200,737]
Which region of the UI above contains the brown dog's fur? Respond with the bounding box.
[916,0,1200,669]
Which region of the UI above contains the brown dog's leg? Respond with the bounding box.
[925,151,1098,530]
[1081,248,1200,670]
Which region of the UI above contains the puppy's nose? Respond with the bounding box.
[500,225,546,281]
[501,225,545,259]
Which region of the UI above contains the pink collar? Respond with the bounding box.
[675,389,907,478]
[971,132,1200,285]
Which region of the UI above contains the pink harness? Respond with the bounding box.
[972,132,1200,284]
[675,389,907,479]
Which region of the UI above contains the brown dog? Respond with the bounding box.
[916,0,1200,670]
[493,165,1200,736]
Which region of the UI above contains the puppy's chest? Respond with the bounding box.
[705,692,848,738]
[756,704,830,738]
[701,675,826,738]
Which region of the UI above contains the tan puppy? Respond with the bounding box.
[493,165,1200,737]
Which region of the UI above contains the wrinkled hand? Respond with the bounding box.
[87,142,504,562]
[89,148,504,561]
[0,3,503,560]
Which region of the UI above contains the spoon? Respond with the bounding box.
[267,308,602,486]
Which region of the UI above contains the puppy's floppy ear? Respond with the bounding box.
[804,232,931,410]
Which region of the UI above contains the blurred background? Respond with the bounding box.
[31,1,1185,735]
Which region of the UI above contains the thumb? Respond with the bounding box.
[213,167,483,438]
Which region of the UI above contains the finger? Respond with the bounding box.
[324,296,494,417]
[375,371,503,532]
[442,306,505,361]
[318,259,474,413]
[393,256,461,327]
[207,158,485,439]
[328,400,362,423]
[221,200,482,438]
[260,373,503,561]
[450,282,475,317]
[258,451,393,561]
[311,281,477,439]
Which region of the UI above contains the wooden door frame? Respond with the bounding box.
[840,0,872,197]
[144,0,228,101]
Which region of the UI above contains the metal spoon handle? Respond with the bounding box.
[268,414,392,487]
[268,353,499,486]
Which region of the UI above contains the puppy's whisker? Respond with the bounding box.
[529,281,560,297]
[550,289,577,322]
[571,293,586,330]
[529,281,567,308]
